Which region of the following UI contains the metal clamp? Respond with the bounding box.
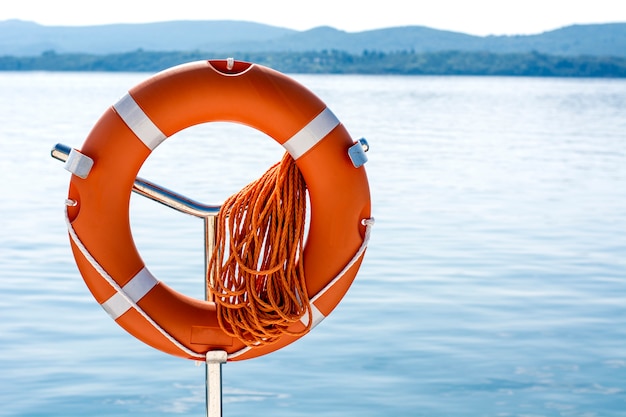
[348,138,370,168]
[64,148,94,179]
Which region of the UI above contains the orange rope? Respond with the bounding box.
[208,152,312,347]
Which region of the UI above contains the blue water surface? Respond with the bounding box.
[0,71,624,417]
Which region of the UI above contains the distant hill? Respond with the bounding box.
[0,20,295,56]
[1,19,625,57]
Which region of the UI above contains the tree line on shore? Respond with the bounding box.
[1,49,625,77]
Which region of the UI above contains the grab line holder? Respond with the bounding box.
[51,143,225,417]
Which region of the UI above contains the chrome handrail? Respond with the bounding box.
[51,143,220,217]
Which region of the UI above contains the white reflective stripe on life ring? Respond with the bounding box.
[101,267,159,319]
[113,93,167,151]
[282,107,339,160]
[301,303,326,329]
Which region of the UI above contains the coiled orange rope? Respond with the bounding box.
[208,152,312,347]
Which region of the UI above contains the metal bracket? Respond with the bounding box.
[64,148,94,179]
[348,138,370,168]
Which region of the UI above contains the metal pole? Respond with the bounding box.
[204,215,218,302]
[51,143,220,218]
[203,211,224,417]
[206,350,227,417]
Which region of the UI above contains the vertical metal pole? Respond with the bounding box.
[204,213,226,417]
[204,215,218,302]
[206,350,227,417]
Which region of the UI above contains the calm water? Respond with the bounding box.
[0,70,625,417]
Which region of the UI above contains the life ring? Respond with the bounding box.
[64,59,372,361]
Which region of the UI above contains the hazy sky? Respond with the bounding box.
[1,0,625,36]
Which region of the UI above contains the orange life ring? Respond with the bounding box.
[64,59,372,361]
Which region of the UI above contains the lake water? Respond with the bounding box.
[0,69,625,417]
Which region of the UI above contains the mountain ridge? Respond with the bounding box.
[1,19,625,58]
